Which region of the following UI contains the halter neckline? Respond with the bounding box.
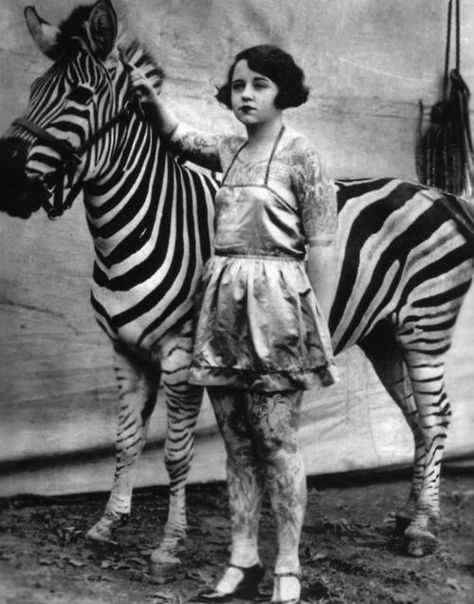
[222,125,286,185]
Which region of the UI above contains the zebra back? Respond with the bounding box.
[331,177,474,355]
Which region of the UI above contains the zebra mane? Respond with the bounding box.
[54,4,166,91]
[119,38,166,91]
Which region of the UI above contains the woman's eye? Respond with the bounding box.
[68,87,93,104]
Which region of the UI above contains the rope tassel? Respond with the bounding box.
[416,0,474,197]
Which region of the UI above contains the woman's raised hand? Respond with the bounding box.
[130,68,160,106]
[129,68,179,137]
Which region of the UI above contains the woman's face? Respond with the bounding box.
[230,59,281,126]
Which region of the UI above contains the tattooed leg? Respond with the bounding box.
[247,390,305,602]
[207,386,265,594]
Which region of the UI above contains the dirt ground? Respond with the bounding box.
[0,469,473,604]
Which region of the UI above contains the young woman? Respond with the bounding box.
[132,44,338,604]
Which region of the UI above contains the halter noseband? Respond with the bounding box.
[12,79,137,219]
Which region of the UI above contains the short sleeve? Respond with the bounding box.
[290,136,338,246]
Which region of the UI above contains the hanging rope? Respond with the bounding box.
[416,0,474,197]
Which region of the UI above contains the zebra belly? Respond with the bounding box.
[90,281,195,355]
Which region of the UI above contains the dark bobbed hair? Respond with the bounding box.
[216,44,309,110]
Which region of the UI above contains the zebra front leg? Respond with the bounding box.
[86,346,158,545]
[149,381,203,578]
[402,355,451,556]
[149,328,203,579]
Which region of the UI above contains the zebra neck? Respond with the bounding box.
[84,132,191,279]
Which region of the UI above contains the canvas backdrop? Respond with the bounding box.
[0,0,473,496]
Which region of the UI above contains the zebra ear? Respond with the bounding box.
[87,0,118,61]
[24,6,60,60]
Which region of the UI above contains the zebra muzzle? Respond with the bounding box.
[0,137,47,219]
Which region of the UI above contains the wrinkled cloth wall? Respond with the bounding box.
[0,0,473,496]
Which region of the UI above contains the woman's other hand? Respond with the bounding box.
[129,68,178,136]
[130,68,160,106]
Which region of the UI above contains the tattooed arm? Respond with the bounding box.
[131,68,222,171]
[167,123,222,172]
[291,137,338,322]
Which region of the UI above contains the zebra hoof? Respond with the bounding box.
[149,551,182,583]
[85,512,129,546]
[85,523,119,546]
[404,526,438,557]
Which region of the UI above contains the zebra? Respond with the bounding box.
[0,0,216,578]
[0,0,472,570]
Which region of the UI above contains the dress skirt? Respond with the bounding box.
[189,254,337,392]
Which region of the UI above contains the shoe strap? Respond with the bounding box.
[229,562,262,572]
[274,571,301,580]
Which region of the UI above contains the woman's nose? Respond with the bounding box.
[241,85,254,100]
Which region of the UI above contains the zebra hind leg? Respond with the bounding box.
[360,326,435,553]
[149,326,204,580]
[401,352,451,557]
[86,346,158,545]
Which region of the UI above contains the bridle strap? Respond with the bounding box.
[12,95,135,219]
[74,98,133,157]
[13,117,76,156]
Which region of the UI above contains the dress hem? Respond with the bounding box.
[189,361,338,392]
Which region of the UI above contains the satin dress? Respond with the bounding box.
[185,126,338,392]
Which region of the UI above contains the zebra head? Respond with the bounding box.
[0,0,163,220]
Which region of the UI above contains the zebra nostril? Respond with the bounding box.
[0,137,32,202]
[0,137,28,169]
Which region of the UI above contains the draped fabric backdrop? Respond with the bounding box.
[0,0,473,496]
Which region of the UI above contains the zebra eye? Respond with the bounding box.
[67,86,93,105]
